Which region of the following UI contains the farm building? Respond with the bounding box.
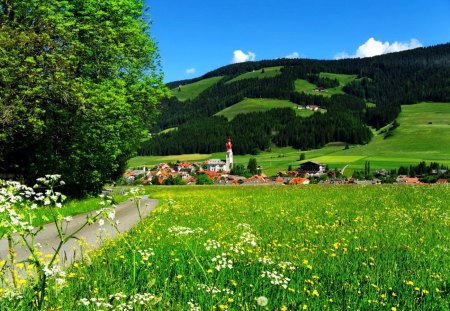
[298,161,326,177]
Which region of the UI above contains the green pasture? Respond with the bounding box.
[10,185,449,310]
[294,72,358,97]
[214,98,312,120]
[225,66,283,84]
[171,76,223,101]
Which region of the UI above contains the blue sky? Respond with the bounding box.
[146,0,450,83]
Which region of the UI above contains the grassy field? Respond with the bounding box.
[130,102,450,176]
[214,98,313,120]
[294,72,358,97]
[226,66,283,84]
[171,76,223,101]
[8,185,449,310]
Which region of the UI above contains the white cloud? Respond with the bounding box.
[232,50,256,63]
[335,37,422,59]
[286,51,300,59]
[186,68,196,75]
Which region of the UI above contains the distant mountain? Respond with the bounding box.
[141,43,450,156]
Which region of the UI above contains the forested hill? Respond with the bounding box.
[141,43,450,156]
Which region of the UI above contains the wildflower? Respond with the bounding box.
[281,306,288,311]
[176,274,183,279]
[204,239,221,251]
[312,289,319,297]
[211,253,233,271]
[98,219,105,226]
[188,299,201,311]
[261,271,290,289]
[256,296,268,306]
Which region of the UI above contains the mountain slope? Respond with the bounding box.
[144,43,450,157]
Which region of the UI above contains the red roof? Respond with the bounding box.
[436,178,448,184]
[289,177,309,185]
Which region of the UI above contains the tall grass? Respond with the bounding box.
[2,185,449,310]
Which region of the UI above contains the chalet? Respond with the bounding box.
[305,105,320,111]
[397,176,421,184]
[298,161,326,177]
[205,159,227,172]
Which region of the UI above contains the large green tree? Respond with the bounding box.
[0,0,167,196]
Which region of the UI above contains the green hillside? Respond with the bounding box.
[214,98,314,120]
[225,66,282,84]
[171,76,223,101]
[294,72,358,97]
[131,102,450,176]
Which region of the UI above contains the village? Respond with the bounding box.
[123,138,449,186]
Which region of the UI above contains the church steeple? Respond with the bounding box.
[225,137,233,172]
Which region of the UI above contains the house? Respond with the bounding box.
[305,105,320,111]
[436,178,448,184]
[398,177,421,184]
[205,159,227,172]
[298,161,326,177]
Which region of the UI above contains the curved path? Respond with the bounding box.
[0,196,158,270]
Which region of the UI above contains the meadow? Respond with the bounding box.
[225,67,283,84]
[3,185,449,310]
[171,76,224,101]
[214,98,314,121]
[294,73,358,97]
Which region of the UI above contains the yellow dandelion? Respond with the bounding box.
[312,289,319,297]
[281,306,288,311]
[302,304,308,310]
[391,307,397,311]
[227,298,234,303]
[219,304,228,310]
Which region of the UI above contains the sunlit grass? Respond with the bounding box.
[5,185,449,310]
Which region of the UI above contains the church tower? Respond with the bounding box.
[225,137,233,172]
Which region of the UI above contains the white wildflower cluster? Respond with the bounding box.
[34,175,66,208]
[129,187,144,196]
[240,231,258,247]
[261,270,290,289]
[197,283,234,295]
[187,299,201,311]
[79,292,159,310]
[211,253,233,271]
[229,243,245,255]
[98,194,113,207]
[79,297,113,309]
[137,248,155,262]
[167,226,207,236]
[204,239,221,251]
[258,256,275,265]
[43,265,66,285]
[0,180,36,233]
[0,289,23,302]
[278,261,296,271]
[94,206,116,227]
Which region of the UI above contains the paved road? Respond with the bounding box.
[0,196,158,269]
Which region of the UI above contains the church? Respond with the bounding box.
[205,138,234,172]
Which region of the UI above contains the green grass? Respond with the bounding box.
[294,72,358,97]
[226,66,283,84]
[12,185,450,310]
[128,153,211,168]
[214,98,304,120]
[171,76,223,101]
